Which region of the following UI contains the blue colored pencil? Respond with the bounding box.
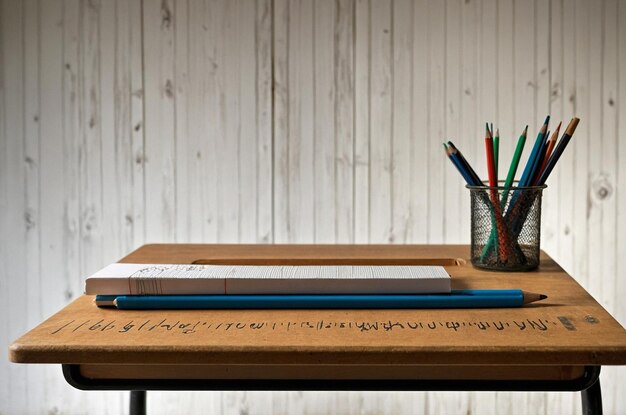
[447,141,484,185]
[105,290,547,310]
[444,144,475,185]
[517,116,550,188]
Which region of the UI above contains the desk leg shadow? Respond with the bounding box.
[62,365,602,415]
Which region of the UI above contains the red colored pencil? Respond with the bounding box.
[485,126,497,188]
[485,124,509,262]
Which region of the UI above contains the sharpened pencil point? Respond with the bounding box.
[523,125,528,136]
[565,117,580,136]
[522,291,548,304]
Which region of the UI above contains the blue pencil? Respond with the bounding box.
[447,141,484,185]
[102,290,547,310]
[444,144,477,185]
[518,116,550,188]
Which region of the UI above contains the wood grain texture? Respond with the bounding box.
[11,244,626,366]
[2,0,626,413]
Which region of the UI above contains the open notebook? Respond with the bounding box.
[85,263,451,295]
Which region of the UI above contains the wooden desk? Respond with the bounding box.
[10,244,626,415]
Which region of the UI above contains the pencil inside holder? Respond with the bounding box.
[467,183,546,271]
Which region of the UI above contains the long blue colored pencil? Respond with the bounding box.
[107,290,547,310]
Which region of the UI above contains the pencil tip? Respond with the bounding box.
[523,125,528,135]
[566,117,580,135]
[539,294,548,300]
[544,115,550,125]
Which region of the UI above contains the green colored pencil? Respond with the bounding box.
[493,128,499,182]
[503,125,528,193]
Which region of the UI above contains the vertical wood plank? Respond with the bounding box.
[599,0,620,412]
[217,0,241,243]
[129,0,146,248]
[334,0,355,243]
[62,0,82,321]
[143,0,176,242]
[556,0,576,284]
[369,0,392,243]
[255,0,273,243]
[496,0,515,165]
[425,0,445,244]
[273,0,290,243]
[613,1,626,413]
[237,0,262,243]
[1,0,27,412]
[354,0,370,243]
[23,0,41,333]
[443,0,463,244]
[182,0,207,242]
[585,0,603,300]
[599,0,618,314]
[478,0,497,183]
[202,0,221,243]
[272,0,316,243]
[512,0,536,137]
[289,0,314,243]
[78,0,104,279]
[99,0,119,261]
[542,0,560,260]
[571,0,590,296]
[173,0,190,243]
[458,0,478,226]
[313,0,336,243]
[0,1,8,410]
[391,0,412,244]
[409,0,429,243]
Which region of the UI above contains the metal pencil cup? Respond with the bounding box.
[467,183,546,271]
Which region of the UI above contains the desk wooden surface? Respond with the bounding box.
[9,244,626,368]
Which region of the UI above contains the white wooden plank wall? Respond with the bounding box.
[1,0,625,413]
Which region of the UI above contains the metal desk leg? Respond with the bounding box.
[130,391,146,415]
[581,377,602,415]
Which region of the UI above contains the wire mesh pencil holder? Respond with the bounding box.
[467,183,546,271]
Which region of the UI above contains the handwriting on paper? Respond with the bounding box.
[49,317,565,336]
